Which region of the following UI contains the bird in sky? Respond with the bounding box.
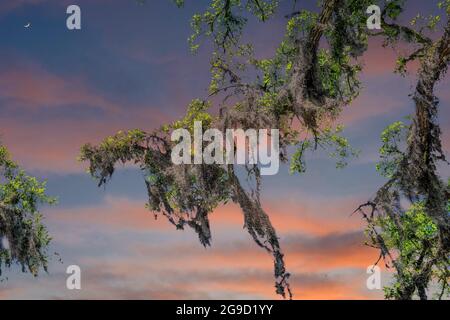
[24,22,31,28]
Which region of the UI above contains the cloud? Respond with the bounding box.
[0,287,23,299]
[0,64,123,113]
[129,230,376,274]
[2,260,378,299]
[341,91,407,126]
[0,110,168,173]
[0,2,421,300]
[361,39,420,77]
[47,194,377,273]
[48,194,366,238]
[0,60,174,173]
[50,196,172,233]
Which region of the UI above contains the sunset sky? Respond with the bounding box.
[0,0,449,299]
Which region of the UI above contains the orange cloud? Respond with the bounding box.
[71,250,381,299]
[0,193,383,299]
[129,231,376,273]
[49,195,378,274]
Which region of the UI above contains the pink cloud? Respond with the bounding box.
[0,64,123,113]
[361,39,420,77]
[0,61,176,172]
[1,193,383,299]
[71,234,380,299]
[0,108,169,173]
[48,194,378,278]
[51,196,174,233]
[341,91,406,126]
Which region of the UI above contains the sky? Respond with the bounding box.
[0,0,449,299]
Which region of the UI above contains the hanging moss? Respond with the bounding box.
[0,145,56,277]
